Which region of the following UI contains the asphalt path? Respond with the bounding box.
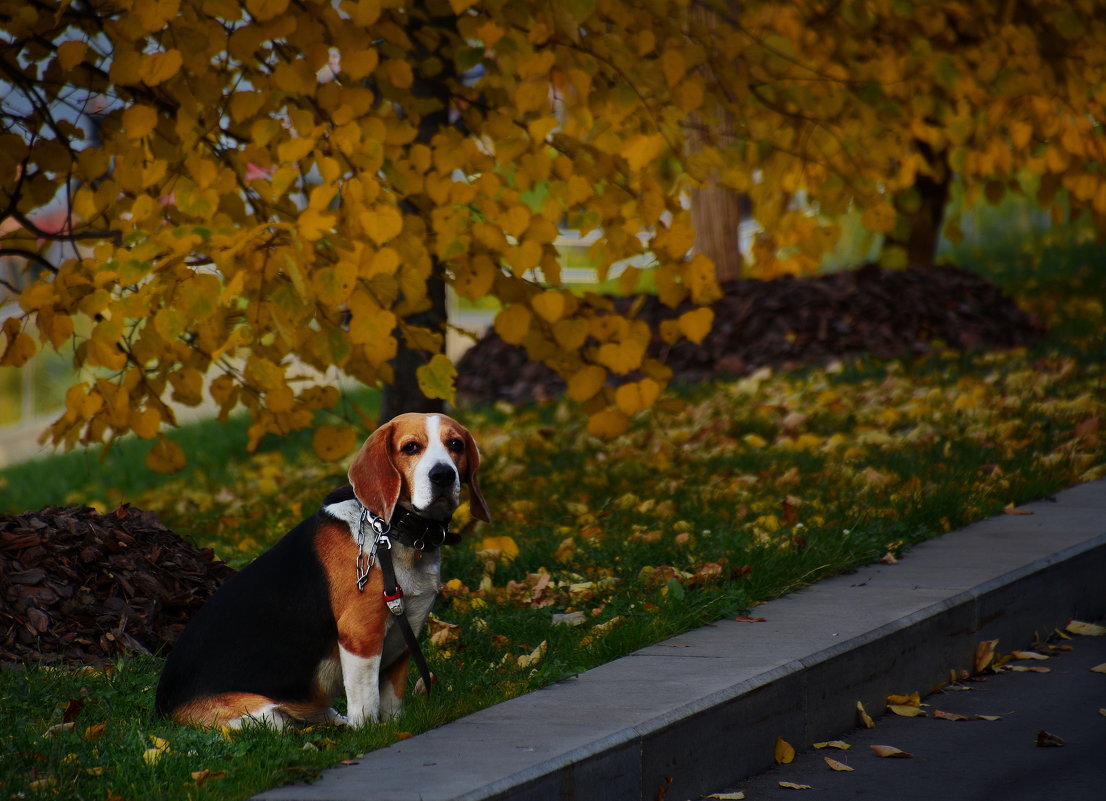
[710,623,1106,801]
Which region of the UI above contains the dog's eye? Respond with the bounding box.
[447,438,465,453]
[400,441,422,455]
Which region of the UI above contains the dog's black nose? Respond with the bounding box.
[429,463,456,488]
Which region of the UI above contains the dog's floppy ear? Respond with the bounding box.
[348,422,401,522]
[461,427,491,523]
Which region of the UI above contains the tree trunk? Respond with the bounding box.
[379,4,454,423]
[691,184,744,282]
[687,2,744,282]
[887,142,951,268]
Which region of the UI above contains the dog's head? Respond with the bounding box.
[348,413,490,524]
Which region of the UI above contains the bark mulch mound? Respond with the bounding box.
[457,263,1043,404]
[1,505,234,665]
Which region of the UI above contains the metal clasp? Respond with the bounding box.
[356,507,391,592]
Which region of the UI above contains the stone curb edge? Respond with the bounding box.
[254,480,1106,801]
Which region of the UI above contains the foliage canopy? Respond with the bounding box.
[2,0,1105,467]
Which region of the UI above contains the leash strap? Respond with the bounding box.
[375,542,435,696]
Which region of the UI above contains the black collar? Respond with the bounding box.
[388,507,461,550]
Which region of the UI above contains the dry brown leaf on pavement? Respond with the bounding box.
[932,709,970,721]
[1066,620,1106,636]
[1035,730,1065,748]
[974,639,999,674]
[775,736,796,764]
[856,701,875,728]
[813,740,851,750]
[888,704,927,717]
[1011,650,1050,660]
[870,745,913,758]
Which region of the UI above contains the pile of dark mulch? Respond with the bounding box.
[457,263,1043,403]
[1,505,234,665]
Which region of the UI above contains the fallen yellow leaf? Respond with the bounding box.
[81,723,107,742]
[856,701,875,728]
[42,722,75,738]
[888,704,927,718]
[870,744,912,758]
[775,736,796,764]
[1011,650,1049,661]
[1066,620,1106,636]
[975,714,1002,721]
[1035,730,1065,748]
[1002,503,1033,515]
[516,640,548,669]
[703,794,745,800]
[974,639,999,674]
[813,740,851,750]
[886,691,921,706]
[1007,665,1051,673]
[932,709,969,721]
[1090,663,1106,674]
[824,756,854,772]
[778,782,813,790]
[191,769,227,785]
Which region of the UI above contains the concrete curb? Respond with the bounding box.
[253,480,1106,801]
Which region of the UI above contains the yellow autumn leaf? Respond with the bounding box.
[146,437,186,474]
[813,741,851,750]
[313,425,358,462]
[774,736,796,764]
[586,407,630,439]
[415,354,457,403]
[677,306,714,344]
[1066,620,1106,636]
[478,535,519,561]
[246,0,289,22]
[888,704,926,718]
[824,756,853,772]
[0,331,36,367]
[621,133,667,172]
[517,639,548,668]
[777,782,812,790]
[81,723,107,742]
[886,691,921,706]
[596,340,646,375]
[277,137,316,164]
[57,40,88,71]
[342,47,379,81]
[974,638,999,673]
[493,304,532,345]
[362,205,404,245]
[567,365,608,402]
[552,318,588,350]
[530,290,567,323]
[122,104,158,139]
[856,700,875,728]
[142,49,182,86]
[614,378,661,416]
[870,744,912,758]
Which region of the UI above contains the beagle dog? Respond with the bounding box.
[155,413,490,728]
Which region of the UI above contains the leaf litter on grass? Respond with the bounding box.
[5,300,1106,800]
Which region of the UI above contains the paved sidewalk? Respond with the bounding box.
[254,480,1106,801]
[729,629,1106,800]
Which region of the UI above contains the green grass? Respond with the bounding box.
[2,229,1105,800]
